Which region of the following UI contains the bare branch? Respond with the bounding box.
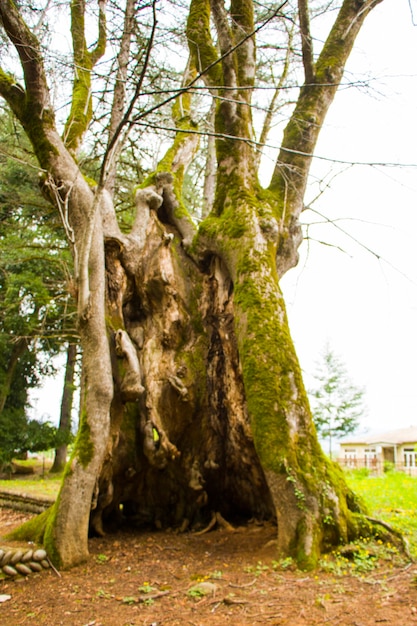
[103,0,136,196]
[100,0,158,188]
[255,24,294,171]
[133,2,288,125]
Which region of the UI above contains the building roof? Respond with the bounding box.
[340,426,417,446]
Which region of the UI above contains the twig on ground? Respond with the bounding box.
[365,515,414,561]
[229,577,258,588]
[138,590,171,602]
[47,557,61,578]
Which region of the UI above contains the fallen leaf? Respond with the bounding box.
[0,595,11,603]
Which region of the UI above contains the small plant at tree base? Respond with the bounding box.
[96,553,109,564]
[272,557,295,571]
[319,536,403,577]
[187,588,205,599]
[138,582,156,594]
[244,561,270,575]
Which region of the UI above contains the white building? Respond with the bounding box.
[338,426,417,475]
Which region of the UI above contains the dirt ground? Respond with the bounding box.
[0,508,417,626]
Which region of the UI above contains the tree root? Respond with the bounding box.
[365,515,414,562]
[194,512,236,536]
[194,512,217,536]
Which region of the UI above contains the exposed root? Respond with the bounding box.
[365,515,414,562]
[194,512,217,536]
[178,518,189,533]
[215,512,236,532]
[194,512,236,536]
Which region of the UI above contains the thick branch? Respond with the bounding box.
[210,0,237,93]
[0,0,52,120]
[91,0,107,65]
[298,0,314,84]
[269,0,384,275]
[0,69,26,119]
[63,0,107,154]
[271,0,384,209]
[186,0,222,86]
[231,0,256,89]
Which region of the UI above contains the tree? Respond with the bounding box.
[309,345,365,457]
[0,108,76,462]
[50,343,78,474]
[0,411,60,470]
[0,0,387,569]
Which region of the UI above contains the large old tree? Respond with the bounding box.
[0,0,385,569]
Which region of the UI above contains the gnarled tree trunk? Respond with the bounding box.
[0,0,383,569]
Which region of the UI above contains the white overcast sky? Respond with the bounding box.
[31,0,417,437]
[279,0,417,435]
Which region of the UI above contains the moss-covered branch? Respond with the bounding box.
[269,0,384,213]
[0,1,59,169]
[0,0,53,123]
[186,0,223,86]
[230,0,255,89]
[91,0,107,65]
[0,0,46,91]
[63,0,107,154]
[0,69,26,119]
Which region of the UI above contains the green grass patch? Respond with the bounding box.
[0,455,61,499]
[0,471,61,499]
[345,470,417,560]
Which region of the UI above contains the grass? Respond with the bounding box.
[0,457,62,499]
[345,469,417,560]
[0,475,62,499]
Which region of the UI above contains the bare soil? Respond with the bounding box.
[1,507,417,626]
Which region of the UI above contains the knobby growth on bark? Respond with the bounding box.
[0,0,386,569]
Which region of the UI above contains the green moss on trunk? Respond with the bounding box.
[75,409,94,468]
[5,508,50,544]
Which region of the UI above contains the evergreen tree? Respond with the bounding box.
[0,109,75,462]
[310,345,365,456]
